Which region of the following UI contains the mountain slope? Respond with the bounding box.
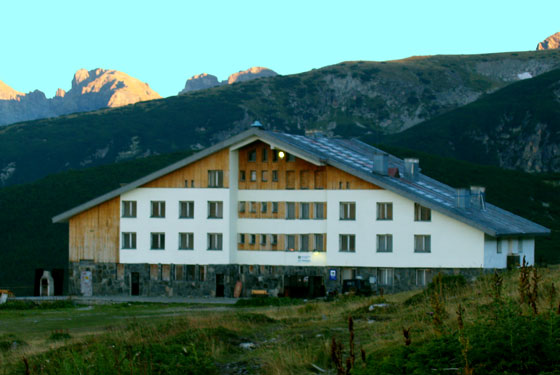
[379,68,560,173]
[0,68,161,126]
[1,50,560,186]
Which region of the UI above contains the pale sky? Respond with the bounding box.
[1,0,559,97]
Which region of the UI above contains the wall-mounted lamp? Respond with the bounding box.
[278,151,285,159]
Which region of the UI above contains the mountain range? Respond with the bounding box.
[179,67,278,94]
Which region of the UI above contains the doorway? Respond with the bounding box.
[216,274,225,297]
[130,272,140,296]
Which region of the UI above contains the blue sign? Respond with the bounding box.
[329,269,337,281]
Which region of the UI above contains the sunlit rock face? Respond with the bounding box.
[0,68,161,126]
[227,67,277,84]
[537,32,560,50]
[179,67,278,94]
[179,73,222,94]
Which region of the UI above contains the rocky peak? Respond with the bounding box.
[55,88,66,98]
[536,32,560,50]
[72,68,91,88]
[227,67,277,84]
[179,73,221,94]
[0,80,23,100]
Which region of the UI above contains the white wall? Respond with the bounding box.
[484,236,535,268]
[119,188,230,265]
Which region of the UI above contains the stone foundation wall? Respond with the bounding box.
[68,262,485,298]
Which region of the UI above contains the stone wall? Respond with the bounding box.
[68,262,485,298]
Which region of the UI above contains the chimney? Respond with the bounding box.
[456,188,471,209]
[403,158,419,181]
[372,153,388,175]
[251,120,263,128]
[470,186,486,210]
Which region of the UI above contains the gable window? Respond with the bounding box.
[377,202,393,220]
[261,202,268,213]
[208,201,223,219]
[286,202,296,219]
[261,170,268,182]
[179,201,194,219]
[314,234,324,252]
[272,170,278,182]
[339,234,356,252]
[151,201,165,218]
[272,202,279,213]
[414,203,431,221]
[239,170,246,182]
[314,202,325,219]
[208,233,223,250]
[248,149,257,162]
[151,233,165,250]
[300,202,310,219]
[286,235,296,251]
[260,234,267,246]
[179,233,194,250]
[122,232,136,249]
[238,201,246,213]
[339,202,356,220]
[376,234,393,252]
[416,269,432,286]
[300,234,309,252]
[262,149,268,162]
[208,170,223,188]
[122,201,137,218]
[414,235,431,253]
[378,268,394,286]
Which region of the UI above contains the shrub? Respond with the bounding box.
[233,297,302,308]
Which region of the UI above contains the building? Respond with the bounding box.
[52,125,550,297]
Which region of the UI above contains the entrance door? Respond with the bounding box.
[216,274,225,297]
[131,272,140,296]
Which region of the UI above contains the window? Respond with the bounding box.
[179,232,194,250]
[238,201,246,213]
[271,234,278,246]
[287,153,295,162]
[187,265,196,281]
[286,235,296,251]
[314,234,324,252]
[516,238,523,254]
[208,233,223,250]
[179,201,194,219]
[300,202,310,219]
[260,234,267,246]
[122,232,136,249]
[339,202,356,220]
[208,170,223,188]
[286,202,296,219]
[416,269,432,286]
[314,202,324,219]
[339,234,356,252]
[262,149,268,162]
[414,203,431,221]
[497,239,503,254]
[151,201,165,218]
[248,149,257,162]
[249,234,256,245]
[239,170,246,182]
[377,234,393,252]
[250,170,257,182]
[199,265,206,281]
[122,201,137,218]
[238,233,245,244]
[151,233,165,250]
[378,268,394,286]
[414,235,431,253]
[191,180,194,188]
[250,201,257,213]
[300,234,309,252]
[208,201,223,218]
[184,180,189,188]
[272,150,279,162]
[377,202,393,220]
[261,202,268,213]
[272,202,279,213]
[272,170,278,182]
[261,170,268,182]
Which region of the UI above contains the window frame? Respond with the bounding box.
[238,201,246,213]
[239,170,246,182]
[339,202,356,220]
[207,170,224,188]
[179,201,194,219]
[376,202,393,221]
[414,203,431,222]
[150,232,165,250]
[313,202,324,219]
[314,234,324,252]
[300,202,310,219]
[286,234,296,251]
[376,234,393,253]
[272,170,278,182]
[272,202,279,214]
[248,149,257,162]
[122,232,137,249]
[122,201,137,218]
[414,234,431,253]
[150,201,166,218]
[339,234,356,252]
[261,202,268,213]
[178,232,194,250]
[207,233,223,250]
[378,268,394,286]
[208,201,223,219]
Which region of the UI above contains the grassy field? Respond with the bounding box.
[1,265,559,374]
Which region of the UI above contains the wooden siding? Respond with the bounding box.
[142,148,230,188]
[238,141,381,190]
[69,197,120,263]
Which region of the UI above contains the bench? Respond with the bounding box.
[251,289,268,297]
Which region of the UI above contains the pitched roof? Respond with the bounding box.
[52,128,550,237]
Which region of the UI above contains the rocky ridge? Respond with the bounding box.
[537,32,560,50]
[179,67,277,94]
[0,69,161,126]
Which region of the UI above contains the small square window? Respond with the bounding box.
[122,232,136,249]
[414,203,431,221]
[250,170,257,182]
[314,202,325,219]
[377,203,393,220]
[272,202,279,213]
[339,234,355,252]
[208,233,223,250]
[239,170,246,182]
[300,202,310,219]
[122,201,137,218]
[179,232,194,250]
[314,234,324,252]
[151,233,165,250]
[261,202,268,213]
[286,202,296,219]
[378,268,394,286]
[414,235,431,253]
[248,149,257,162]
[179,201,194,219]
[208,170,223,188]
[339,202,356,220]
[151,201,166,218]
[208,201,223,218]
[376,234,393,252]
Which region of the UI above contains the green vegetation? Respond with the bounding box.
[233,297,303,308]
[0,300,76,310]
[0,267,559,374]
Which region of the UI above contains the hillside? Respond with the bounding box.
[0,145,557,295]
[379,68,560,173]
[0,68,161,126]
[1,50,560,186]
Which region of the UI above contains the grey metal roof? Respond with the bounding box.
[52,128,550,237]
